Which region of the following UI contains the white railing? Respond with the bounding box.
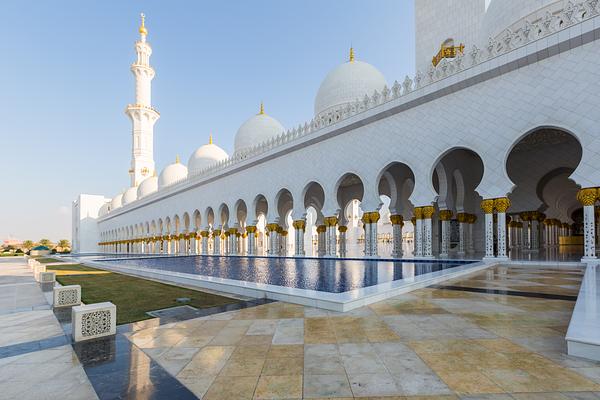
[106,0,597,216]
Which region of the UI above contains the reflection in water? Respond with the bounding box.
[101,256,470,293]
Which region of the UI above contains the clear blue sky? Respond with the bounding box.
[0,0,415,242]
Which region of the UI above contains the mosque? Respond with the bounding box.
[73,0,600,264]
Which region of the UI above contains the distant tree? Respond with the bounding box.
[22,240,34,251]
[57,239,70,249]
[38,238,52,248]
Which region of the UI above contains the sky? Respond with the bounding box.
[0,0,415,242]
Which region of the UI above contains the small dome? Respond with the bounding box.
[188,136,229,172]
[137,176,158,198]
[234,103,285,154]
[98,202,110,217]
[315,49,387,117]
[122,186,138,205]
[480,0,559,43]
[158,158,188,190]
[110,193,123,210]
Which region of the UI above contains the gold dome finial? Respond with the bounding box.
[139,13,148,36]
[209,134,213,145]
[175,154,180,164]
[259,101,265,115]
[349,46,355,62]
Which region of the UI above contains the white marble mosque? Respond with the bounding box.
[73,0,600,265]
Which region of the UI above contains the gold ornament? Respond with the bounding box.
[494,197,511,213]
[480,199,494,214]
[577,188,598,206]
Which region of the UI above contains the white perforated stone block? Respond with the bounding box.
[33,265,46,281]
[72,302,116,342]
[53,285,81,308]
[39,271,55,283]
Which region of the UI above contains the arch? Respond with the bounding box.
[335,172,365,212]
[377,161,416,216]
[234,199,248,226]
[217,203,230,228]
[303,181,325,212]
[192,209,201,231]
[204,207,215,228]
[430,146,485,204]
[183,212,191,232]
[173,214,181,233]
[452,169,466,212]
[275,188,294,225]
[253,194,269,221]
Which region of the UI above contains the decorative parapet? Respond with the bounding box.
[103,0,598,216]
[38,271,56,284]
[72,302,116,342]
[53,285,82,308]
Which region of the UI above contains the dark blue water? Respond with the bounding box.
[99,256,471,293]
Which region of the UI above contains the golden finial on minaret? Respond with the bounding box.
[139,13,148,36]
[209,134,213,144]
[349,46,355,62]
[175,155,180,164]
[259,102,265,115]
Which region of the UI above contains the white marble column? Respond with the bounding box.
[481,200,495,260]
[457,213,466,256]
[325,217,338,257]
[317,225,326,257]
[579,188,598,261]
[421,207,434,259]
[213,229,221,255]
[495,198,510,260]
[467,216,475,254]
[531,213,540,251]
[390,215,404,258]
[338,226,347,258]
[246,226,256,255]
[369,212,380,257]
[362,214,371,257]
[415,209,423,257]
[266,224,279,256]
[438,211,452,258]
[292,221,305,256]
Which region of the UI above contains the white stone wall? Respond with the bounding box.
[72,194,110,254]
[415,0,486,73]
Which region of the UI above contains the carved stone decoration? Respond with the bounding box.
[487,37,497,58]
[562,1,576,25]
[522,20,532,42]
[586,0,599,15]
[427,64,435,82]
[470,45,480,66]
[391,80,401,98]
[502,29,513,51]
[381,85,390,101]
[414,71,423,88]
[72,302,116,342]
[541,11,555,34]
[402,75,413,95]
[53,285,81,308]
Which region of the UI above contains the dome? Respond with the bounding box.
[137,176,158,198]
[234,103,285,154]
[158,157,188,190]
[314,48,387,117]
[188,136,229,172]
[98,202,110,217]
[480,0,559,43]
[122,186,138,205]
[110,193,123,210]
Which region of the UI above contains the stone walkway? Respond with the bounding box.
[125,265,600,399]
[0,258,98,400]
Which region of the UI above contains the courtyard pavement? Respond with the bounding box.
[1,257,600,399]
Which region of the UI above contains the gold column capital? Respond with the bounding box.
[422,206,435,219]
[338,226,348,233]
[390,214,404,225]
[292,220,306,230]
[413,207,423,220]
[324,216,338,227]
[480,199,495,214]
[577,188,598,206]
[494,197,511,213]
[212,229,221,236]
[266,223,279,232]
[438,210,453,221]
[316,225,327,233]
[410,216,417,225]
[200,231,209,237]
[246,226,257,234]
[228,228,238,235]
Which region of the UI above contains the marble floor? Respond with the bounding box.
[2,257,600,399]
[122,264,600,399]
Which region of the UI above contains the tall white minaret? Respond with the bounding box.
[126,13,159,187]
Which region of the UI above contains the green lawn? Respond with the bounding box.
[34,257,63,263]
[54,265,238,324]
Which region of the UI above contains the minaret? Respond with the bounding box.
[126,13,159,187]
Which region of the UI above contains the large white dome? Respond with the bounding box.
[481,0,560,43]
[188,138,229,172]
[98,202,110,217]
[137,176,158,198]
[122,186,138,205]
[315,50,387,117]
[234,104,285,154]
[158,159,188,190]
[110,193,123,210]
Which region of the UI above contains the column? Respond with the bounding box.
[362,211,380,257]
[481,199,495,260]
[324,216,338,257]
[161,235,168,254]
[316,225,326,257]
[578,188,598,261]
[179,234,186,255]
[494,198,510,260]
[266,223,279,256]
[171,234,178,255]
[338,226,347,258]
[281,231,288,256]
[410,217,417,255]
[229,228,238,255]
[438,210,452,258]
[213,229,221,255]
[457,213,466,256]
[200,230,209,254]
[390,215,404,258]
[246,226,257,255]
[521,212,531,250]
[421,206,435,259]
[292,220,305,256]
[531,212,541,251]
[189,233,197,255]
[467,214,476,254]
[414,208,423,257]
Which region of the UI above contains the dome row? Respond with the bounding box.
[103,49,387,215]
